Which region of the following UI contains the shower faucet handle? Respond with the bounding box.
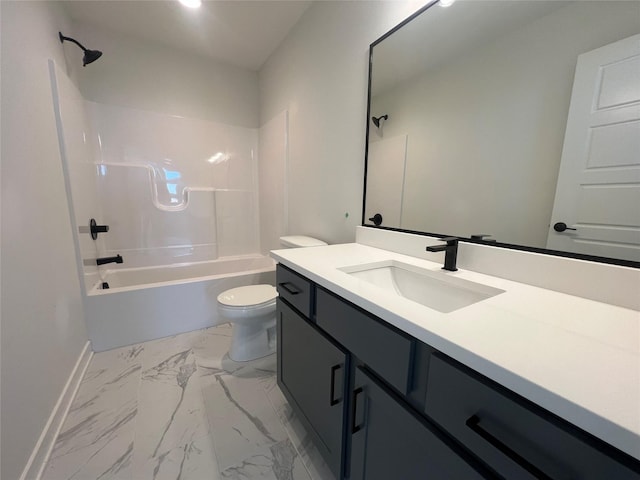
[90,218,109,240]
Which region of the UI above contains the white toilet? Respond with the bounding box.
[217,235,327,362]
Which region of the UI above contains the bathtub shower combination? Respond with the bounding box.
[85,256,275,351]
[50,60,287,352]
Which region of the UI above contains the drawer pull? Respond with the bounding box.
[352,387,365,433]
[466,415,553,480]
[279,282,302,295]
[329,364,342,406]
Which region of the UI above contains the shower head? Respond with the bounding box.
[83,49,103,66]
[59,32,102,66]
[372,115,388,137]
[372,115,388,129]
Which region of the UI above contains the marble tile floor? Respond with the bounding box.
[42,324,335,480]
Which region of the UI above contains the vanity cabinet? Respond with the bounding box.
[275,264,640,480]
[426,353,640,480]
[276,272,347,478]
[349,366,488,480]
[316,288,414,395]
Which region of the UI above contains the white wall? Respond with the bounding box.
[0,3,88,480]
[70,21,260,128]
[371,1,640,248]
[259,1,425,244]
[259,110,289,254]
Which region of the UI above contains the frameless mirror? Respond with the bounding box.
[363,0,640,266]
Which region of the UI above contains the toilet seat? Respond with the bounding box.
[217,285,278,320]
[217,285,277,309]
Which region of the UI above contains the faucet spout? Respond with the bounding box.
[426,237,458,271]
[96,254,123,266]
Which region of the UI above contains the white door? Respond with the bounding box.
[365,134,408,228]
[547,34,640,263]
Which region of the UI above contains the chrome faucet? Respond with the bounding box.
[426,237,458,271]
[96,254,123,266]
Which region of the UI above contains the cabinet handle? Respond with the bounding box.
[278,282,302,295]
[466,415,554,480]
[352,387,365,433]
[329,364,342,406]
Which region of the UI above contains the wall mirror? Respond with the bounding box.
[363,0,640,267]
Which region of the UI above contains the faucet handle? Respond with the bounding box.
[470,234,496,243]
[439,236,459,245]
[90,218,109,240]
[427,236,459,271]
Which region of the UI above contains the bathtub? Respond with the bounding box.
[84,255,276,352]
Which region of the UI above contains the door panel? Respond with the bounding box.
[277,299,346,478]
[349,367,487,480]
[547,34,640,262]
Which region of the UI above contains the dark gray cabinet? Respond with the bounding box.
[276,264,640,480]
[316,288,414,395]
[349,366,489,480]
[276,298,347,478]
[426,354,640,480]
[276,263,314,317]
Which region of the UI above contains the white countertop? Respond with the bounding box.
[271,243,640,461]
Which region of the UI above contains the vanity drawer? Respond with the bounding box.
[276,264,313,318]
[316,288,414,394]
[425,354,640,479]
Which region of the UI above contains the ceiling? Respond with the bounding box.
[61,0,313,71]
[372,0,569,96]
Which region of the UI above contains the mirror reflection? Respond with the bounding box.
[365,0,640,264]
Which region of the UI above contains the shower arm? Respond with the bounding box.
[59,33,88,52]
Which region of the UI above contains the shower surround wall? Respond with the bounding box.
[53,57,263,290]
[49,55,262,291]
[51,61,282,350]
[87,101,260,272]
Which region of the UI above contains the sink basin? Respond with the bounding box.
[339,260,504,313]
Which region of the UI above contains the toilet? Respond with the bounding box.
[217,235,327,362]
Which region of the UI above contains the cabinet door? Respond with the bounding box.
[277,299,347,478]
[349,367,490,480]
[426,354,640,479]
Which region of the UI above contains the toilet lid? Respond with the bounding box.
[280,235,328,247]
[217,285,278,307]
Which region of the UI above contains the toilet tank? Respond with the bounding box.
[280,235,327,248]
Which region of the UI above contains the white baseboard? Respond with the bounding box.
[19,341,93,480]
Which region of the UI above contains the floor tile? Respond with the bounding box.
[132,433,221,480]
[220,439,311,480]
[135,348,210,461]
[200,368,287,471]
[264,381,334,480]
[42,345,140,480]
[139,330,203,371]
[42,324,329,480]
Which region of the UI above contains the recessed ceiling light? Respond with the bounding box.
[179,0,201,9]
[439,0,456,7]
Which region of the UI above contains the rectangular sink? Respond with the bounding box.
[339,260,504,313]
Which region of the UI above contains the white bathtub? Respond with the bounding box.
[84,255,276,351]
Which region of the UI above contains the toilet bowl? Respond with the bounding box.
[218,285,278,362]
[217,235,327,362]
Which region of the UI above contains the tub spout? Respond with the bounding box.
[96,254,123,266]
